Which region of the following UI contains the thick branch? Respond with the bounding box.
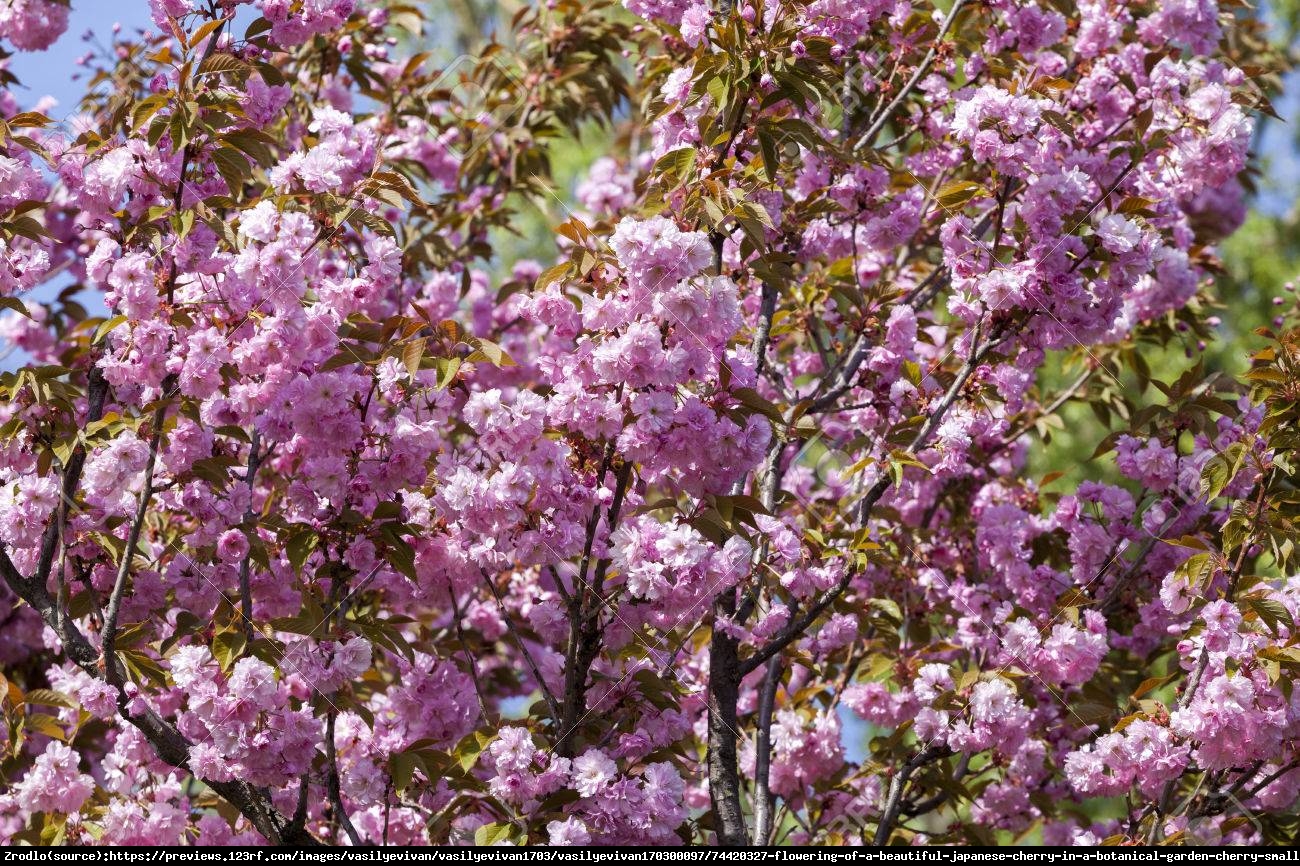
[557,459,632,755]
[751,656,781,845]
[707,588,748,846]
[326,711,365,846]
[2,545,313,844]
[751,282,778,377]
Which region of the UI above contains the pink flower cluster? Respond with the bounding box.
[482,728,688,844]
[0,0,1295,849]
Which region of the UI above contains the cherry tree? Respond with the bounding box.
[1,0,1298,847]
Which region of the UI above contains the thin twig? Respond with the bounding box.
[853,0,968,151]
[101,398,168,684]
[238,428,265,640]
[480,570,563,723]
[875,747,950,845]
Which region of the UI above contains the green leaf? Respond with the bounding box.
[286,528,319,573]
[119,649,168,687]
[453,730,494,773]
[0,297,30,318]
[5,111,52,128]
[132,94,170,131]
[467,337,514,368]
[1240,596,1293,638]
[222,129,277,167]
[347,207,395,238]
[534,262,571,291]
[1131,673,1177,700]
[730,387,784,424]
[1200,442,1246,502]
[3,214,50,241]
[936,180,988,211]
[1175,552,1215,587]
[434,356,462,390]
[24,688,75,709]
[370,170,423,206]
[390,750,420,793]
[869,598,902,623]
[212,630,249,671]
[935,179,982,209]
[212,147,251,195]
[757,127,779,183]
[382,530,418,581]
[187,18,227,50]
[652,146,695,182]
[474,822,514,846]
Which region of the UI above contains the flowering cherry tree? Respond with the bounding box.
[1,0,1298,848]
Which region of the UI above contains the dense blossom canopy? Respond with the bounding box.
[1,0,1299,848]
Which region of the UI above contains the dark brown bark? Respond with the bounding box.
[1,546,314,844]
[707,588,748,846]
[752,655,781,845]
[557,459,632,756]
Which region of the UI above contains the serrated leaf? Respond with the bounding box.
[197,52,251,78]
[1240,596,1293,638]
[347,208,395,238]
[1131,673,1177,700]
[652,146,696,181]
[936,180,987,210]
[212,630,248,671]
[212,147,251,195]
[286,528,319,573]
[390,751,420,793]
[222,129,277,166]
[24,688,75,709]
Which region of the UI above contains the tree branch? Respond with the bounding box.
[742,326,1001,676]
[751,282,778,377]
[557,458,632,755]
[874,747,949,845]
[326,710,365,846]
[751,655,781,845]
[238,428,265,640]
[100,396,167,684]
[993,367,1093,456]
[2,543,315,844]
[480,569,563,724]
[853,0,968,151]
[34,365,109,593]
[707,587,748,846]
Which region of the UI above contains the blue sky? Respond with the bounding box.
[7,4,151,121]
[2,4,154,371]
